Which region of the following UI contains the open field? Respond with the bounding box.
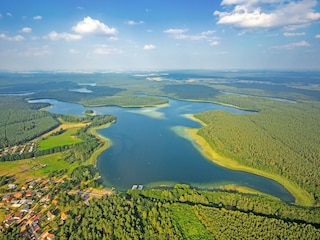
[0,153,76,184]
[37,126,84,151]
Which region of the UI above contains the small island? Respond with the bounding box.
[83,109,95,116]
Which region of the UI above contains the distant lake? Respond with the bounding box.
[29,98,294,203]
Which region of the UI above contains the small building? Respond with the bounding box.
[61,212,68,221]
[8,184,17,190]
[25,191,32,197]
[21,205,30,213]
[13,192,23,199]
[47,233,55,240]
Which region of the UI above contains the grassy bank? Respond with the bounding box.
[88,122,114,166]
[184,119,313,206]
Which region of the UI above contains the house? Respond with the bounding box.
[13,212,22,220]
[33,224,40,232]
[21,184,28,190]
[25,191,32,197]
[47,233,55,240]
[8,184,17,190]
[4,214,12,222]
[61,212,68,221]
[13,192,23,199]
[2,194,12,202]
[21,205,30,213]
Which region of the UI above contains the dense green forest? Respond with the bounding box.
[0,96,59,148]
[194,97,320,205]
[3,184,319,240]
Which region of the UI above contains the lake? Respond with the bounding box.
[29,98,294,203]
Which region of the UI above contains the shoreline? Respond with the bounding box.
[184,115,314,206]
[88,121,114,167]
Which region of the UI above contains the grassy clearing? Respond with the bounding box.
[0,153,76,184]
[38,127,84,150]
[170,203,213,240]
[185,126,313,206]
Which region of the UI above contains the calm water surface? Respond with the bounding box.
[29,98,294,203]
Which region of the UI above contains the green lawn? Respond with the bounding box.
[38,127,83,151]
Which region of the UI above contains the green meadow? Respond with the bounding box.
[38,127,83,151]
[0,153,76,184]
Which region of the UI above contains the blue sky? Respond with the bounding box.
[0,0,320,71]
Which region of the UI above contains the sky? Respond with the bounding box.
[0,0,320,71]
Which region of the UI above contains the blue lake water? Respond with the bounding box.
[28,98,294,203]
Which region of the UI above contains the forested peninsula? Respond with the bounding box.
[190,96,320,206]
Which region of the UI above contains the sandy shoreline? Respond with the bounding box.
[88,122,114,166]
[184,115,313,206]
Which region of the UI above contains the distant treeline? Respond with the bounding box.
[0,96,59,148]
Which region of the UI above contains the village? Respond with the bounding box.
[0,176,107,240]
[0,142,36,158]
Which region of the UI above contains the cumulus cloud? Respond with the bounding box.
[126,20,144,25]
[315,34,320,39]
[283,32,306,37]
[93,44,123,55]
[21,27,32,33]
[0,34,24,41]
[44,31,82,41]
[72,16,117,35]
[143,44,156,50]
[33,15,42,20]
[214,0,320,29]
[272,41,311,49]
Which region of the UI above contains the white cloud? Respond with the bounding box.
[0,34,24,41]
[69,49,80,54]
[272,41,311,49]
[164,28,219,45]
[283,32,306,37]
[214,0,320,29]
[143,44,156,50]
[7,12,12,17]
[209,40,220,46]
[108,36,119,41]
[20,45,51,57]
[21,27,32,33]
[93,44,123,55]
[126,20,144,25]
[164,28,188,35]
[164,28,205,40]
[33,16,42,20]
[315,34,320,39]
[44,31,82,41]
[72,16,117,35]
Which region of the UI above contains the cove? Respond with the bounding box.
[29,98,294,203]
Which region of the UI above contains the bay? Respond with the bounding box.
[29,98,294,203]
